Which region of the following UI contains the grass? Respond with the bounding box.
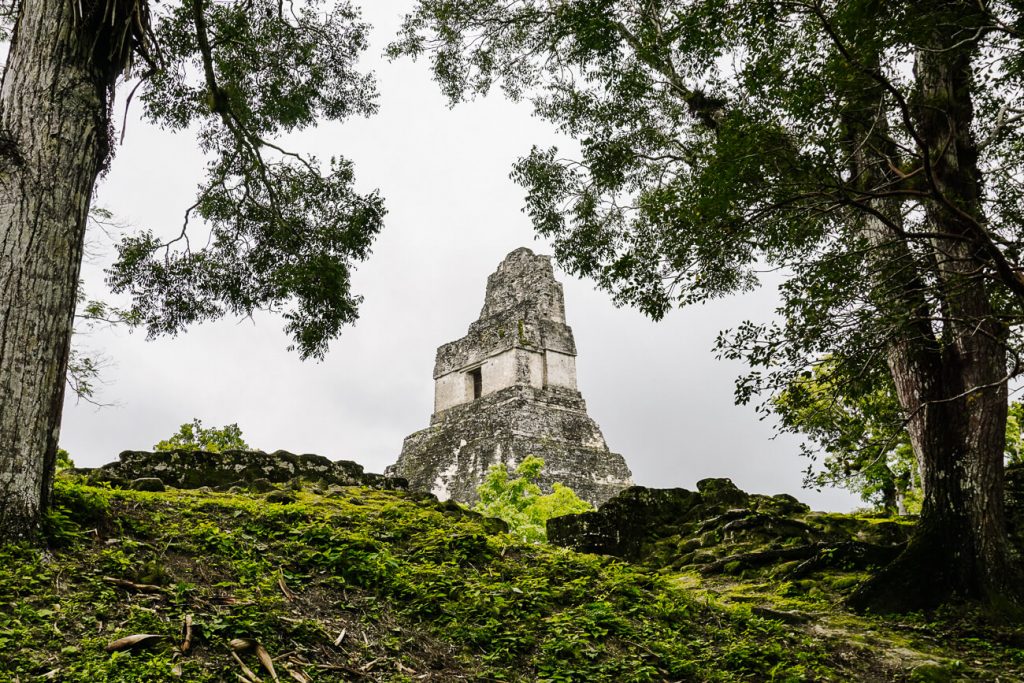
[1,477,1020,681]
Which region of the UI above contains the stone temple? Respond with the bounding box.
[389,247,633,507]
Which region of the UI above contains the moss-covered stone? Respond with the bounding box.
[128,477,164,492]
[908,662,962,682]
[78,449,401,493]
[249,477,274,493]
[547,486,701,557]
[548,479,914,584]
[696,478,750,509]
[265,489,297,504]
[752,493,811,516]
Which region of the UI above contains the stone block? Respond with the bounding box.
[129,477,165,492]
[696,478,750,508]
[266,490,297,504]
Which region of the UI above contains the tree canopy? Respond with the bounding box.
[0,0,389,362]
[102,0,385,360]
[392,0,1024,383]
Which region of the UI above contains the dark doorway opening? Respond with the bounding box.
[469,367,482,399]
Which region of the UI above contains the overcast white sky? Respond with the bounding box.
[60,2,861,511]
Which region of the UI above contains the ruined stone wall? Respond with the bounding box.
[434,371,470,412]
[483,348,518,395]
[479,247,567,323]
[398,385,630,506]
[76,449,404,491]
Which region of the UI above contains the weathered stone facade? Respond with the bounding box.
[389,247,633,506]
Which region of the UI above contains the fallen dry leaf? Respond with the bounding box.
[102,576,166,594]
[105,634,164,652]
[180,614,194,654]
[255,644,280,682]
[229,638,256,651]
[277,568,297,601]
[230,650,262,682]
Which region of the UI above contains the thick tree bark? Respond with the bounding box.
[0,0,116,537]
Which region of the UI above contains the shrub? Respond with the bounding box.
[153,419,248,452]
[473,456,592,542]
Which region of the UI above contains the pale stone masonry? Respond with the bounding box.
[388,247,633,506]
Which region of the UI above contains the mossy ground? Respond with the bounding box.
[1,479,1021,682]
[648,510,1024,682]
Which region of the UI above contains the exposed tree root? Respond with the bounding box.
[847,531,1024,616]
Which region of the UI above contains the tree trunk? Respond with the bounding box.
[879,474,897,517]
[849,1,1020,612]
[895,490,907,517]
[914,7,1016,605]
[0,0,116,537]
[853,296,1015,612]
